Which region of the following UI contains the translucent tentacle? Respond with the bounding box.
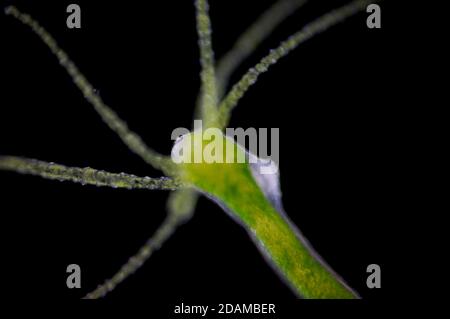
[4,6,175,175]
[166,188,198,220]
[195,0,219,127]
[0,156,181,190]
[216,0,308,99]
[83,188,197,299]
[218,0,375,129]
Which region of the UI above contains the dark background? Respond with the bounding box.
[0,0,401,310]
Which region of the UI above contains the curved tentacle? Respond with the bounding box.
[218,0,376,129]
[4,6,175,175]
[216,0,308,99]
[83,188,197,299]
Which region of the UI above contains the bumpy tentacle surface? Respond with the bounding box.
[0,156,180,190]
[216,0,308,99]
[83,188,197,299]
[218,0,375,129]
[4,6,174,175]
[195,0,219,127]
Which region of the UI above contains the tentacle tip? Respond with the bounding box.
[4,5,15,16]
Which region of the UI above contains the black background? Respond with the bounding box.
[0,0,401,312]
